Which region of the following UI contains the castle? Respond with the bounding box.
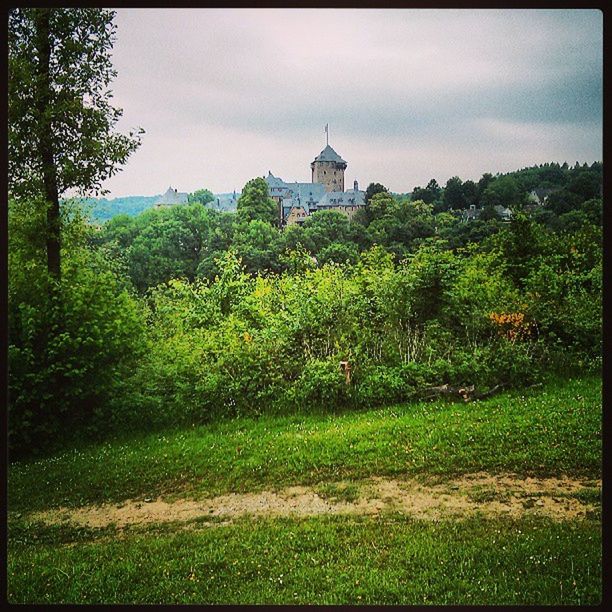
[155,137,366,227]
[265,141,366,226]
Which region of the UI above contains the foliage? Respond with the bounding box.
[443,176,466,210]
[187,188,214,206]
[8,160,603,457]
[8,375,601,512]
[480,175,523,209]
[411,178,441,205]
[364,182,389,205]
[8,8,142,199]
[78,195,159,222]
[8,199,146,456]
[9,8,142,279]
[236,177,278,226]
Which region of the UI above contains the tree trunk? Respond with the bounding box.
[34,9,61,280]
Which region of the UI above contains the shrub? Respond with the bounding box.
[289,358,350,410]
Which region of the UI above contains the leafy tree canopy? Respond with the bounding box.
[236,177,278,226]
[9,7,142,278]
[8,8,142,200]
[188,188,215,206]
[365,182,389,205]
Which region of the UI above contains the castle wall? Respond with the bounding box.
[286,206,308,226]
[311,160,346,192]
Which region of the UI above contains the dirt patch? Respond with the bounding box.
[22,473,600,530]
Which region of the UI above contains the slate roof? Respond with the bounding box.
[312,145,347,164]
[266,171,288,189]
[291,182,326,204]
[155,186,189,205]
[317,188,365,208]
[208,192,239,212]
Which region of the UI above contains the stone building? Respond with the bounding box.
[154,186,189,207]
[310,144,347,192]
[265,141,366,226]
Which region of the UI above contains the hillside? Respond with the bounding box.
[8,376,602,604]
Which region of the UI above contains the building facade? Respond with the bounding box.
[265,143,366,226]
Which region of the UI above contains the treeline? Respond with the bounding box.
[411,161,602,211]
[8,177,602,456]
[91,163,602,293]
[79,195,160,222]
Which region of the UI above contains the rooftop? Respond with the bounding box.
[312,144,346,164]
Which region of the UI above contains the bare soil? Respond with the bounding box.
[22,472,600,530]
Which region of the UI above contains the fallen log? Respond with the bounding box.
[422,382,508,402]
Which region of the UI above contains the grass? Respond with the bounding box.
[316,481,362,503]
[467,487,512,504]
[8,375,601,512]
[7,375,602,605]
[7,514,601,605]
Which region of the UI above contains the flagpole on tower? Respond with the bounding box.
[325,123,329,146]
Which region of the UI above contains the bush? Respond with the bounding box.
[8,199,147,456]
[289,358,350,410]
[9,252,146,456]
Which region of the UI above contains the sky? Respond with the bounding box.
[100,8,603,198]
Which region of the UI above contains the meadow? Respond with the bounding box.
[7,375,602,604]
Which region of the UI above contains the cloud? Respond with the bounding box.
[101,8,602,197]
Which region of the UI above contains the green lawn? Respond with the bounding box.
[7,374,602,604]
[8,515,601,605]
[9,375,601,512]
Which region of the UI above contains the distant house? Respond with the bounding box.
[494,205,513,221]
[207,191,240,212]
[154,186,189,207]
[285,205,309,225]
[316,183,365,220]
[528,188,555,205]
[462,205,482,222]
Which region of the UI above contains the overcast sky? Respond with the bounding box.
[100,8,602,198]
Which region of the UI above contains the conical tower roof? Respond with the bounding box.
[313,144,346,164]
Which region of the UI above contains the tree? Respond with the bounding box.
[478,172,494,196]
[546,189,582,216]
[8,8,142,279]
[188,188,215,206]
[443,176,465,210]
[566,171,600,202]
[302,210,352,251]
[318,241,359,266]
[365,182,389,205]
[368,191,398,221]
[413,178,442,205]
[232,219,282,274]
[8,198,146,454]
[462,180,479,208]
[425,179,442,201]
[237,177,278,226]
[481,175,522,209]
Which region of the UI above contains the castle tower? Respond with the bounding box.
[311,144,347,193]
